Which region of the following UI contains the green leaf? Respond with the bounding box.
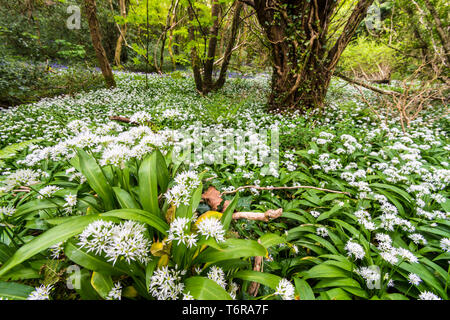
[294,278,315,300]
[301,264,350,280]
[0,281,35,300]
[113,187,140,209]
[382,293,409,300]
[64,240,128,275]
[0,214,110,277]
[155,150,169,193]
[145,259,158,290]
[259,233,285,249]
[195,239,267,264]
[398,262,447,299]
[232,270,282,290]
[100,209,169,235]
[138,153,160,216]
[322,288,352,300]
[73,268,100,300]
[0,266,40,281]
[315,277,361,289]
[221,194,239,231]
[370,183,413,203]
[184,276,232,300]
[91,271,114,300]
[14,198,65,217]
[316,203,342,222]
[77,148,115,210]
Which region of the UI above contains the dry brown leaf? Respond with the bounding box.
[201,186,223,211]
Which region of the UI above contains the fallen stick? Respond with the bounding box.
[232,208,283,222]
[335,72,401,96]
[109,116,137,125]
[221,185,351,197]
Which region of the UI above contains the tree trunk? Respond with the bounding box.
[215,1,243,89]
[85,0,116,88]
[422,0,450,67]
[114,0,127,67]
[248,0,374,112]
[188,0,243,94]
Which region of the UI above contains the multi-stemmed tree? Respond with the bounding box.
[241,0,375,111]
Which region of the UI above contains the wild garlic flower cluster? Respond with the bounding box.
[375,233,418,264]
[17,117,174,168]
[316,226,328,237]
[78,220,151,265]
[167,217,197,248]
[63,193,77,214]
[129,111,152,125]
[345,240,365,260]
[355,267,381,288]
[148,265,186,300]
[106,282,122,300]
[206,266,239,299]
[440,238,450,252]
[196,217,226,243]
[37,185,62,199]
[0,206,15,218]
[49,242,65,259]
[418,291,442,300]
[274,278,295,300]
[407,273,422,286]
[27,284,53,300]
[167,215,226,247]
[165,171,201,207]
[0,169,40,192]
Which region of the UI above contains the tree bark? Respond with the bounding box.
[85,0,116,88]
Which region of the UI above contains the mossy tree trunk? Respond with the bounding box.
[243,0,374,112]
[85,0,116,88]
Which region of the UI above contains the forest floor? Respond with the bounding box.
[0,71,449,300]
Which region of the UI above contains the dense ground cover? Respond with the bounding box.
[0,72,448,300]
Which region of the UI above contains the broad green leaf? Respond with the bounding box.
[259,233,285,249]
[77,148,115,210]
[382,293,409,300]
[305,234,339,254]
[322,288,351,300]
[232,270,282,290]
[0,266,40,281]
[73,268,100,300]
[301,264,350,280]
[100,209,169,235]
[138,153,160,216]
[113,187,140,209]
[14,198,65,217]
[398,262,447,299]
[315,277,361,289]
[184,276,232,300]
[221,194,239,231]
[91,271,114,300]
[0,214,110,277]
[370,183,413,203]
[0,281,34,300]
[155,150,169,193]
[145,259,158,290]
[195,239,267,263]
[294,278,315,300]
[64,240,128,275]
